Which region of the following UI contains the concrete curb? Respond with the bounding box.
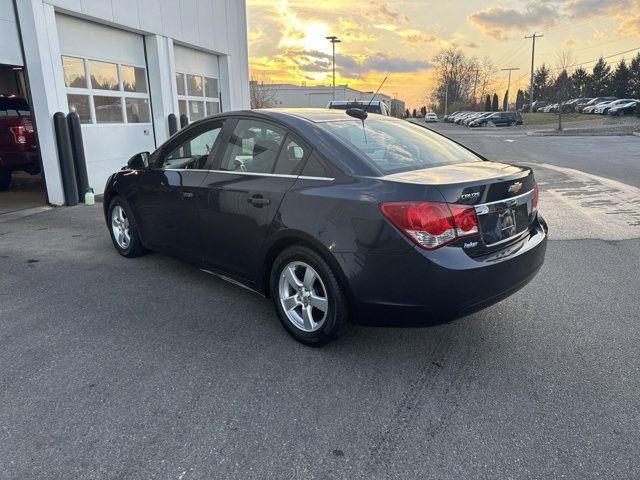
[527,129,636,137]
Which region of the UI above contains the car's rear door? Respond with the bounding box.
[134,118,226,260]
[198,117,311,282]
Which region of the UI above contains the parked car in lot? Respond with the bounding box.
[424,112,438,122]
[583,101,613,114]
[563,98,593,113]
[577,97,616,113]
[530,101,550,112]
[0,97,39,190]
[469,111,519,127]
[608,100,639,116]
[327,100,389,116]
[595,98,638,115]
[104,108,547,346]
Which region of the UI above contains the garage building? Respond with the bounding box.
[0,0,249,212]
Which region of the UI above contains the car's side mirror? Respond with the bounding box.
[127,151,150,170]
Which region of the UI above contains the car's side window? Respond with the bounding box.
[161,122,224,170]
[273,136,310,175]
[219,119,286,173]
[300,153,329,178]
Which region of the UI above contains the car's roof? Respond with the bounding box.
[253,108,392,123]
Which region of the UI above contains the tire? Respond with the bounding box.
[0,168,11,191]
[270,245,349,347]
[618,111,625,117]
[107,196,147,258]
[509,121,515,127]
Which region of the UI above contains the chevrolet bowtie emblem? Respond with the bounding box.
[508,182,523,194]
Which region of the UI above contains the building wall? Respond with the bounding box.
[13,0,249,204]
[267,84,397,111]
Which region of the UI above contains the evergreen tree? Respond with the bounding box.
[405,108,410,118]
[533,64,552,100]
[590,57,611,97]
[611,59,630,98]
[491,93,499,111]
[516,89,525,110]
[570,67,590,96]
[412,108,417,118]
[421,106,427,116]
[485,94,491,111]
[629,53,640,99]
[503,90,509,111]
[552,69,571,102]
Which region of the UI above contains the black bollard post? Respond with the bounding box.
[53,112,78,206]
[168,113,178,136]
[179,114,189,129]
[67,112,89,201]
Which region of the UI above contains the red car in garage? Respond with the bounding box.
[0,97,39,190]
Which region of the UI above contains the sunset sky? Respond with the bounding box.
[246,0,640,107]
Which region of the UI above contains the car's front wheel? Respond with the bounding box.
[0,168,12,191]
[108,197,147,258]
[270,246,349,346]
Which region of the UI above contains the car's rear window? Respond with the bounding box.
[320,118,481,175]
[0,98,30,117]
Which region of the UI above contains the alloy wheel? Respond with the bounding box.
[278,261,329,332]
[111,205,131,250]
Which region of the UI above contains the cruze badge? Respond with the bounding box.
[508,182,523,194]
[460,191,480,201]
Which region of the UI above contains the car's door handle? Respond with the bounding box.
[179,191,194,199]
[247,195,270,207]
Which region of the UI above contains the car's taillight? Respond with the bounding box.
[380,201,479,250]
[10,126,26,144]
[532,181,539,212]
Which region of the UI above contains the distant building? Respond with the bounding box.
[255,83,404,117]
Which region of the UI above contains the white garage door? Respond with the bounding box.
[174,45,221,122]
[0,0,23,67]
[56,14,155,194]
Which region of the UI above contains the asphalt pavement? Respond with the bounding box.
[1,129,639,479]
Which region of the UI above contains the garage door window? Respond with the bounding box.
[62,55,151,125]
[175,72,220,122]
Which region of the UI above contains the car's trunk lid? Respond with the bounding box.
[383,161,537,256]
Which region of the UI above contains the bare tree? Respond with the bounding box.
[429,48,497,112]
[249,73,278,109]
[554,51,575,130]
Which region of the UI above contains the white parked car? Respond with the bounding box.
[595,99,636,115]
[424,112,438,122]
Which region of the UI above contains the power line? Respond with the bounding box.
[549,46,640,70]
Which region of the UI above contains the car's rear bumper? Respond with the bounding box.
[0,151,39,169]
[334,216,547,326]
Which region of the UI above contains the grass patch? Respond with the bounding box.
[522,112,602,126]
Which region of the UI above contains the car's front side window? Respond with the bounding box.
[161,122,224,170]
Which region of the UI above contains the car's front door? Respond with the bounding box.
[198,118,311,283]
[135,119,226,259]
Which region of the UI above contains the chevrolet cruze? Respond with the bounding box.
[104,109,547,346]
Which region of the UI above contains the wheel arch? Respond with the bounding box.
[259,231,353,302]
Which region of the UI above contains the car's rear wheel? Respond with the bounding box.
[0,168,11,191]
[270,246,349,346]
[108,197,146,258]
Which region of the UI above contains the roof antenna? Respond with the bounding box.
[363,76,388,113]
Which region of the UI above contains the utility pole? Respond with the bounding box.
[325,36,341,101]
[501,67,520,110]
[525,33,543,112]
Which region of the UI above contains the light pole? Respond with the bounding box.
[444,83,449,117]
[325,36,341,100]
